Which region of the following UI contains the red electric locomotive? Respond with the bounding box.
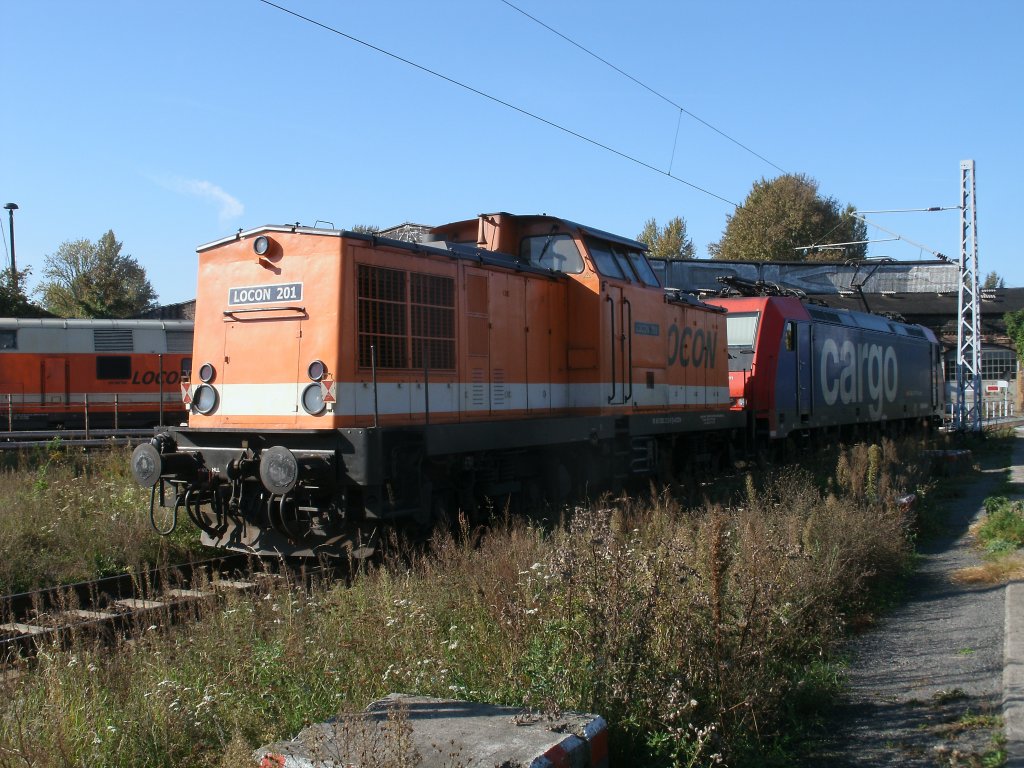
[715,288,944,443]
[131,213,744,557]
[0,318,193,430]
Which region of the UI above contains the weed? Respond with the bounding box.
[0,445,204,593]
[0,436,938,767]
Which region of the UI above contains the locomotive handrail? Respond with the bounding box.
[606,295,616,404]
[623,297,633,404]
[222,306,306,317]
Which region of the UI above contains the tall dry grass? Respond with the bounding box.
[0,442,203,593]
[0,437,931,767]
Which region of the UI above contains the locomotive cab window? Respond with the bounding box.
[625,248,660,287]
[0,330,16,350]
[96,355,132,380]
[518,234,584,274]
[785,322,796,351]
[584,239,625,279]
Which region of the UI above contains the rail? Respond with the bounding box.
[0,555,267,665]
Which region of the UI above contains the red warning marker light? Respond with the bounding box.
[321,378,337,404]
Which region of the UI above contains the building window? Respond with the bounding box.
[944,347,1018,382]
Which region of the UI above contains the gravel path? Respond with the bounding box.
[804,437,1018,766]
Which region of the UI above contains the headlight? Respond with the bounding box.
[198,362,216,383]
[193,384,218,414]
[307,359,326,381]
[260,446,298,494]
[301,383,325,415]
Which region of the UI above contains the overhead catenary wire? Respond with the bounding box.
[498,0,787,175]
[255,0,740,208]
[850,212,949,260]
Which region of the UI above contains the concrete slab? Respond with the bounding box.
[256,694,608,768]
[1005,582,1024,766]
[1006,440,1024,767]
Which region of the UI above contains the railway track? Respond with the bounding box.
[0,555,308,664]
[0,428,159,450]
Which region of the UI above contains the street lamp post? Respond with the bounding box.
[3,203,18,291]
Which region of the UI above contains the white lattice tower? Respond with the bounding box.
[955,159,982,432]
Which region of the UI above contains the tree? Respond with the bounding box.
[637,216,695,260]
[983,271,1005,289]
[709,173,867,262]
[37,231,158,318]
[1006,310,1024,359]
[0,266,38,316]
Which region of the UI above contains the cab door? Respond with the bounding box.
[604,284,632,406]
[221,311,304,426]
[42,358,68,406]
[796,322,812,421]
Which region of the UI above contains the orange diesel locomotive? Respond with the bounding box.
[1,318,193,430]
[131,213,743,556]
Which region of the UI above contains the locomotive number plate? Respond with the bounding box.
[228,282,304,306]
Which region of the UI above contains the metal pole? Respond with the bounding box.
[158,353,164,427]
[7,394,11,432]
[114,393,119,430]
[955,160,982,433]
[423,344,430,426]
[83,394,90,439]
[371,344,379,429]
[3,204,17,289]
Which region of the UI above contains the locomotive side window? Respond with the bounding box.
[785,322,796,351]
[610,246,639,281]
[518,234,584,274]
[625,249,660,287]
[0,330,16,350]
[357,265,455,370]
[96,355,131,380]
[584,239,625,279]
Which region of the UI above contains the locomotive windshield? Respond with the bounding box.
[518,234,585,274]
[726,312,759,371]
[726,312,759,348]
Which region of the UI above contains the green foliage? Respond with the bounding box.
[1005,310,1024,365]
[977,496,1024,554]
[983,271,1005,289]
[709,174,867,262]
[637,216,696,261]
[0,266,43,316]
[36,230,158,318]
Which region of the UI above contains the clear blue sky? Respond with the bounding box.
[2,1,1020,305]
